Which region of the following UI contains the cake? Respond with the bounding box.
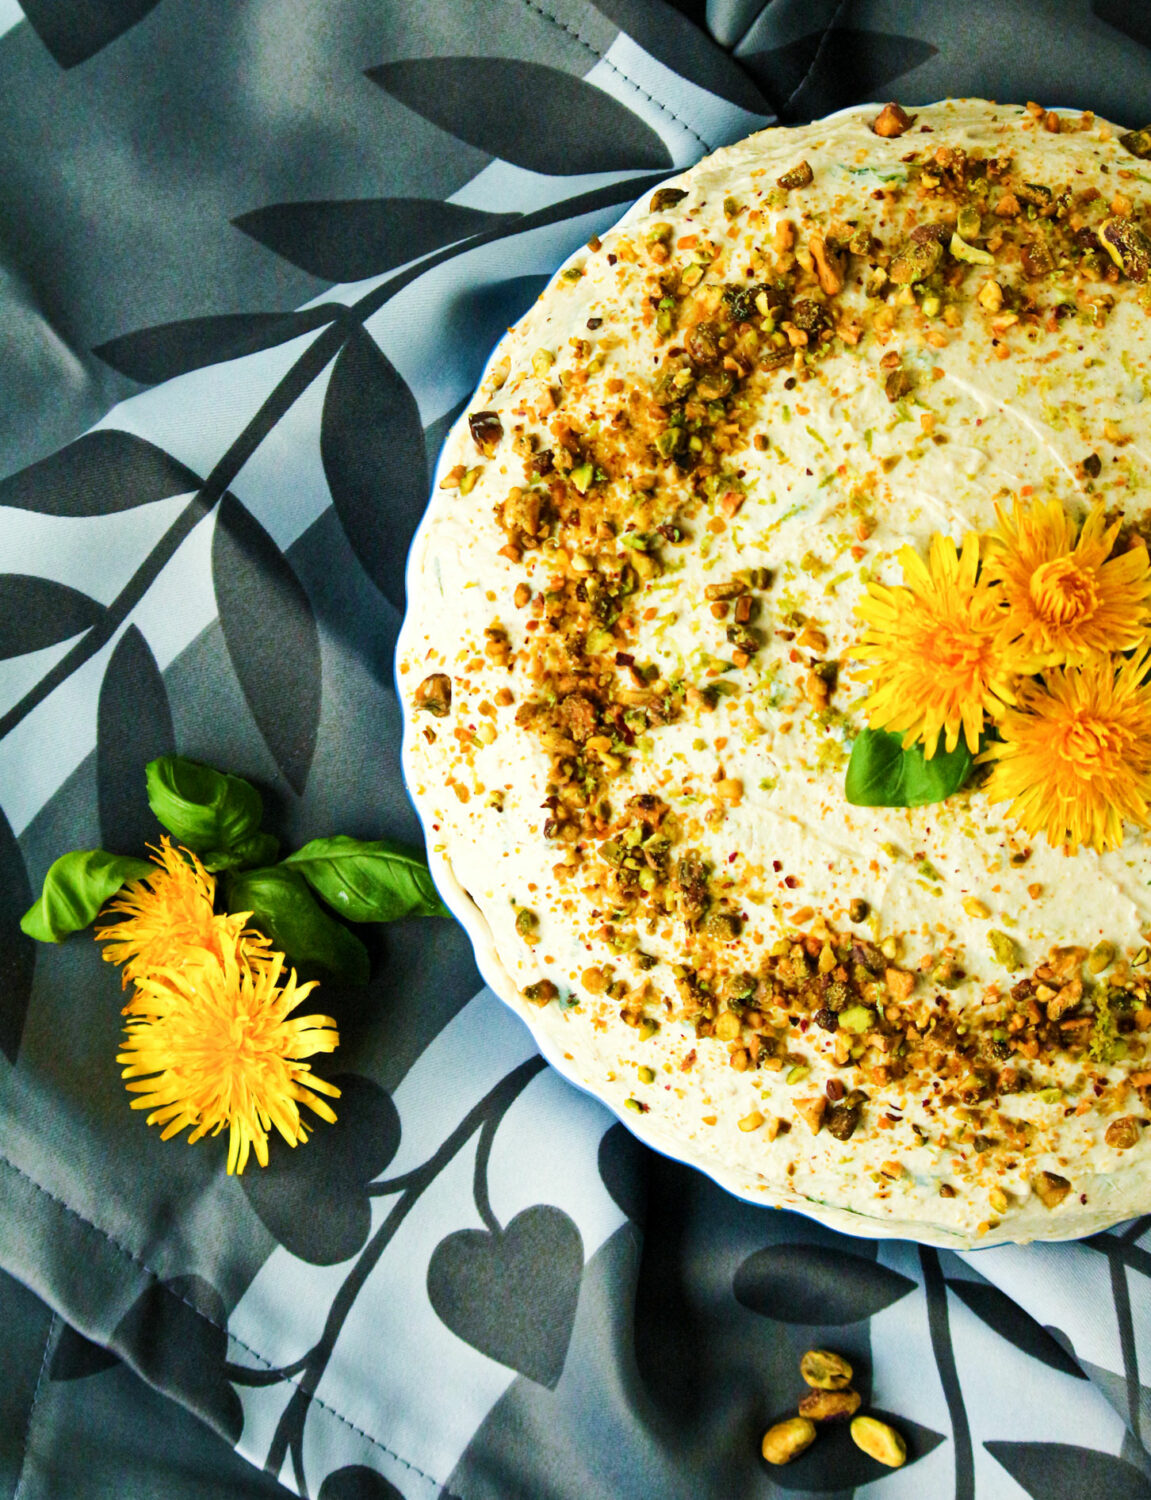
[398,99,1151,1246]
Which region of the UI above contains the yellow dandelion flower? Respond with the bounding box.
[984,499,1151,670]
[95,837,270,986]
[981,648,1151,855]
[118,945,340,1174]
[849,532,1014,756]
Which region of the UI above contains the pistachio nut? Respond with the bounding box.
[761,1417,817,1466]
[800,1348,854,1390]
[648,187,688,213]
[1099,217,1151,282]
[872,102,915,137]
[850,1416,907,1468]
[1105,1115,1143,1151]
[468,409,504,457]
[799,1388,862,1422]
[778,160,814,191]
[1119,126,1151,160]
[1033,1169,1071,1209]
[414,673,452,717]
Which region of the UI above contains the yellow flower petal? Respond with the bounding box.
[118,946,340,1173]
[95,837,272,986]
[984,498,1151,669]
[981,647,1151,854]
[848,531,1012,757]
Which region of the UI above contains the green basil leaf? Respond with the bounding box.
[844,728,973,808]
[227,866,370,984]
[20,850,154,943]
[283,835,449,922]
[145,755,263,854]
[201,832,281,873]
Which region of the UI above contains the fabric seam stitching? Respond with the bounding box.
[0,1152,465,1500]
[783,0,850,113]
[11,1311,57,1500]
[517,0,714,152]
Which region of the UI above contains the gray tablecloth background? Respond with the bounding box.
[3,3,1151,1497]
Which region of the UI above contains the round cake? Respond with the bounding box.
[398,99,1151,1246]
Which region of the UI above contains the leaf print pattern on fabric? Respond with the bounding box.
[427,1204,584,1389]
[987,1441,1151,1499]
[0,804,34,1063]
[1094,0,1151,49]
[240,1075,400,1266]
[596,1122,648,1226]
[0,430,201,517]
[97,626,176,854]
[0,575,104,660]
[318,1468,404,1500]
[211,493,322,795]
[743,30,938,119]
[19,0,163,68]
[946,1275,1087,1378]
[48,1324,121,1382]
[320,327,426,612]
[93,308,345,386]
[734,1242,916,1324]
[232,200,519,284]
[366,58,674,174]
[592,0,772,114]
[113,1275,243,1442]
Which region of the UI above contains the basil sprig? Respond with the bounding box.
[20,850,153,943]
[844,728,974,808]
[228,866,370,986]
[284,835,449,922]
[22,754,448,987]
[145,755,277,871]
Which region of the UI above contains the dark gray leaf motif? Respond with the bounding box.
[113,1275,242,1442]
[946,1278,1086,1379]
[93,307,342,385]
[321,327,425,611]
[425,395,470,491]
[744,31,937,118]
[0,430,201,517]
[211,493,321,794]
[233,200,517,283]
[734,1243,915,1324]
[240,1075,399,1265]
[1093,1,1151,49]
[986,1441,1151,1500]
[592,0,772,114]
[97,627,175,854]
[0,805,34,1063]
[319,1469,403,1500]
[367,58,673,175]
[0,576,105,661]
[20,0,162,68]
[427,1205,583,1387]
[49,1325,121,1382]
[597,1122,648,1225]
[766,1408,943,1490]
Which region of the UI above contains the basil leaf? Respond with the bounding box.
[845,728,973,808]
[145,755,263,855]
[201,832,280,873]
[227,866,370,984]
[283,835,449,921]
[20,850,154,943]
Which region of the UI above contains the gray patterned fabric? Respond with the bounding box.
[1,2,1151,1497]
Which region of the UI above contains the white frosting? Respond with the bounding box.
[399,101,1151,1246]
